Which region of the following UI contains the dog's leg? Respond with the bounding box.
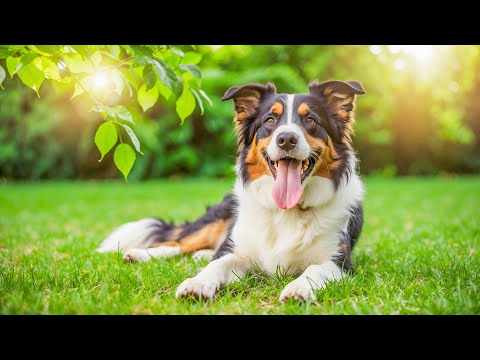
[176,253,250,300]
[279,261,343,303]
[123,246,180,263]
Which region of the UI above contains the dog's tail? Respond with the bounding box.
[96,193,236,255]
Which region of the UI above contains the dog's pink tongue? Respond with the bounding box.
[272,159,304,209]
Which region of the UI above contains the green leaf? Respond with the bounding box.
[90,105,134,125]
[0,65,5,88]
[91,51,102,66]
[182,52,202,65]
[190,88,204,115]
[169,47,184,57]
[88,45,105,53]
[176,83,196,122]
[199,89,213,106]
[29,45,60,56]
[173,76,184,98]
[8,45,26,51]
[36,57,60,81]
[133,55,148,67]
[131,46,154,67]
[0,45,23,59]
[71,82,85,99]
[114,143,136,181]
[90,104,107,114]
[6,56,22,77]
[70,45,89,59]
[149,59,178,93]
[17,61,44,96]
[137,83,159,112]
[184,72,201,91]
[130,45,154,58]
[94,122,118,161]
[111,105,134,124]
[111,69,125,97]
[91,105,116,121]
[143,64,157,91]
[179,64,201,79]
[119,67,139,96]
[20,53,38,67]
[63,53,94,74]
[156,81,172,101]
[121,124,143,154]
[107,45,121,58]
[164,49,182,69]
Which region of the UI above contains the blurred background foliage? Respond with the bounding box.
[1,45,479,180]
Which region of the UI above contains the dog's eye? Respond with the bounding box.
[306,117,317,125]
[264,117,276,125]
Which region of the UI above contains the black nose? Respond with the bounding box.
[276,132,299,152]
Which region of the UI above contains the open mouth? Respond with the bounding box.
[263,154,317,210]
[264,155,317,183]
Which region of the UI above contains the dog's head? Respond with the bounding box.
[222,80,365,210]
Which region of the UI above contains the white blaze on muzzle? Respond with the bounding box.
[266,95,311,209]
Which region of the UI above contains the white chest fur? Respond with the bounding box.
[231,171,364,275]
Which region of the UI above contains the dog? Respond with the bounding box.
[97,79,366,302]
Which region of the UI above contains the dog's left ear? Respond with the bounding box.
[309,80,366,122]
[222,82,276,121]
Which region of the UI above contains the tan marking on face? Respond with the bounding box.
[298,103,310,116]
[302,129,340,179]
[245,134,272,181]
[235,113,247,121]
[178,219,230,254]
[271,102,283,116]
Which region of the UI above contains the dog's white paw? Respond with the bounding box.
[175,277,219,300]
[192,249,215,262]
[123,249,151,263]
[280,279,317,303]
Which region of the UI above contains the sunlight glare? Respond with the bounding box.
[92,73,109,89]
[389,45,435,64]
[370,45,382,55]
[408,46,434,63]
[394,59,406,71]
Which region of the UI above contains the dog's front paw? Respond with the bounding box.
[280,279,317,303]
[175,277,219,300]
[123,249,151,263]
[192,249,215,262]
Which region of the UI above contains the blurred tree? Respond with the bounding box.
[0,45,478,180]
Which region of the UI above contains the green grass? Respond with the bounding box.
[0,177,479,314]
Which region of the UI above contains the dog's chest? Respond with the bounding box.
[230,174,363,274]
[232,198,345,275]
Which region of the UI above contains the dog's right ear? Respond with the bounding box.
[222,83,276,121]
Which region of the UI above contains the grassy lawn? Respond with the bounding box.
[0,177,479,314]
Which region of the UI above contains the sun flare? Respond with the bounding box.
[92,73,109,90]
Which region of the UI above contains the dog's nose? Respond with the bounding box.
[276,132,299,152]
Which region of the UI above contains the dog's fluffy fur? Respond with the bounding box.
[98,80,366,302]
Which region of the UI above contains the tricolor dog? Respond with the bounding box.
[98,79,366,302]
